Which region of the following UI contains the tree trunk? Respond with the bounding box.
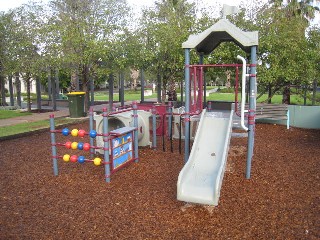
[119,71,124,107]
[26,77,32,112]
[140,68,145,103]
[48,68,52,100]
[303,85,307,106]
[89,75,94,107]
[282,85,291,104]
[157,72,161,103]
[50,71,57,111]
[82,64,90,113]
[55,69,60,99]
[161,75,167,103]
[268,83,272,104]
[36,76,42,110]
[312,80,317,106]
[108,73,114,112]
[8,75,14,106]
[70,70,78,92]
[0,73,7,106]
[15,72,22,107]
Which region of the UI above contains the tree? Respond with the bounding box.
[138,0,197,102]
[48,0,131,111]
[306,26,320,104]
[0,3,45,111]
[259,0,320,104]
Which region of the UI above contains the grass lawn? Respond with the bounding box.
[206,93,318,105]
[94,88,318,105]
[95,91,157,101]
[0,118,79,137]
[0,110,32,119]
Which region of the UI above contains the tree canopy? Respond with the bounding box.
[0,0,319,108]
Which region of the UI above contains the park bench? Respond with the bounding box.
[250,103,289,129]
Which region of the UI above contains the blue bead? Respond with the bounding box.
[89,130,97,138]
[78,156,85,163]
[62,128,69,136]
[77,142,84,150]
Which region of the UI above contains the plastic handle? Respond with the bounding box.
[237,55,248,131]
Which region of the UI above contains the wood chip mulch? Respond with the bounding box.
[0,122,319,239]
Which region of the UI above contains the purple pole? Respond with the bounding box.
[50,114,58,176]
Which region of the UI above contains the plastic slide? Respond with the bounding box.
[177,109,233,205]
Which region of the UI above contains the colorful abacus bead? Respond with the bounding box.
[78,156,85,164]
[83,143,90,151]
[71,142,78,150]
[71,129,78,137]
[78,129,86,138]
[89,130,97,138]
[65,141,72,149]
[63,154,70,162]
[93,157,102,166]
[62,128,69,136]
[77,142,84,150]
[70,155,77,163]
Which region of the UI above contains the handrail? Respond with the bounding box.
[237,55,248,131]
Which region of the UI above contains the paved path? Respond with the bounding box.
[0,108,70,127]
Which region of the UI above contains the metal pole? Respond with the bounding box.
[246,46,257,179]
[184,48,191,163]
[199,53,205,109]
[103,108,110,182]
[89,107,94,158]
[168,101,172,137]
[50,115,58,176]
[133,101,139,163]
[168,101,173,153]
[208,101,212,111]
[152,106,157,149]
[180,78,184,106]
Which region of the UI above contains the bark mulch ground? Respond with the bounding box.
[0,122,319,239]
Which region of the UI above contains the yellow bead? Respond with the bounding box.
[71,129,78,137]
[63,154,70,162]
[71,142,78,150]
[93,157,102,166]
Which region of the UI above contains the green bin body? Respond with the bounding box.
[67,92,86,118]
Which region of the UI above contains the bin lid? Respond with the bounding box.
[67,92,86,95]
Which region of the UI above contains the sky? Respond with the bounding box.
[0,0,242,13]
[0,0,318,24]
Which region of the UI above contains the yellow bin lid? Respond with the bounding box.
[67,92,86,95]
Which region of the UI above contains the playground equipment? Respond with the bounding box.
[177,18,258,205]
[50,103,139,182]
[94,109,152,154]
[177,109,233,205]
